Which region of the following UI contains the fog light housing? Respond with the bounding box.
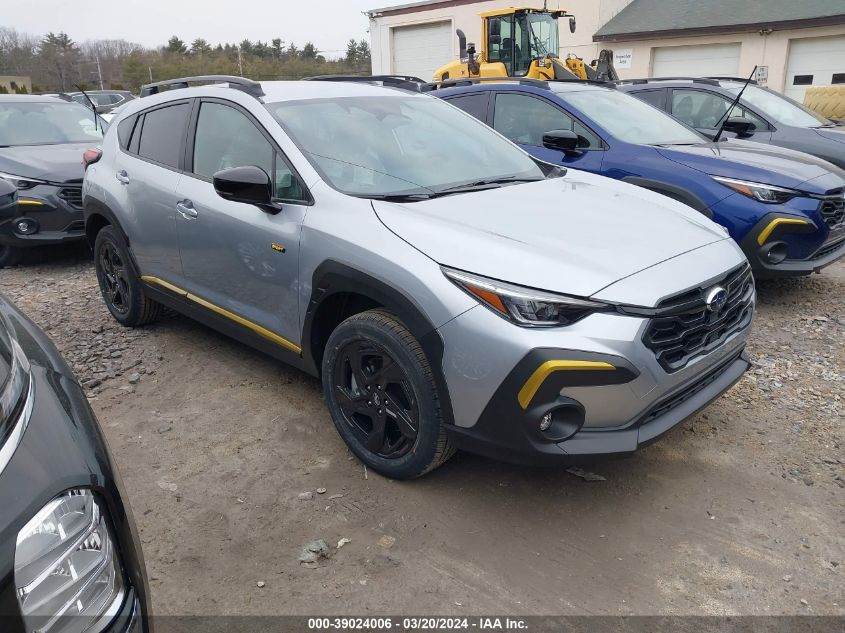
[15,489,125,633]
[15,218,39,235]
[760,241,788,265]
[537,402,585,442]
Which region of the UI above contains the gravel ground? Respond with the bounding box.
[1,244,843,616]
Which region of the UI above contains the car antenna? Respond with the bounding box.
[74,84,101,133]
[712,66,757,143]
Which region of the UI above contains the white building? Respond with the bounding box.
[366,0,845,101]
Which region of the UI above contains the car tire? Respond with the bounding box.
[94,225,162,327]
[0,245,23,268]
[322,309,455,479]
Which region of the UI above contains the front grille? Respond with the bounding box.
[639,350,742,426]
[57,186,83,209]
[819,193,845,230]
[812,236,845,261]
[65,220,85,232]
[643,265,754,372]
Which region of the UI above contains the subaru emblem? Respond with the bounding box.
[705,286,728,313]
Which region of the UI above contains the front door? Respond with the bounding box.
[492,92,605,171]
[174,99,311,350]
[669,88,773,143]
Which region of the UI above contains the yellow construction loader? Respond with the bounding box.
[432,6,618,83]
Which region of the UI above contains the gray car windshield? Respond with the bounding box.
[563,89,705,146]
[267,96,544,197]
[0,102,103,146]
[730,85,830,128]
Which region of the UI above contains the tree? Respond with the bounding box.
[271,38,284,59]
[300,42,318,60]
[165,36,187,55]
[190,38,211,56]
[357,39,371,64]
[345,39,359,65]
[39,32,80,91]
[122,52,149,91]
[239,39,253,55]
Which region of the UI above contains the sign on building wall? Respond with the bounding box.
[614,49,633,69]
[756,66,768,86]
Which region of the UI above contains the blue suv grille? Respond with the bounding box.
[819,193,845,231]
[643,265,754,373]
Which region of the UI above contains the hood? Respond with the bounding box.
[656,139,845,194]
[0,142,93,182]
[374,171,727,297]
[815,125,845,145]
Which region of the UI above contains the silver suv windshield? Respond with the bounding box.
[0,102,103,147]
[562,89,704,145]
[267,96,544,198]
[729,85,830,128]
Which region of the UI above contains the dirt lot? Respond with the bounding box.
[1,245,843,616]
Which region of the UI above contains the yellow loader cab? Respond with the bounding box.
[432,7,618,83]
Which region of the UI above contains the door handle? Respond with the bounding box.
[115,170,130,185]
[176,200,198,219]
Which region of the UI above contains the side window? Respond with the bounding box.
[117,114,137,151]
[444,93,489,122]
[192,102,304,201]
[671,89,767,131]
[493,93,600,149]
[137,102,190,169]
[633,89,665,110]
[487,16,514,74]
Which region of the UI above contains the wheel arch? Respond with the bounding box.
[621,176,713,218]
[84,197,133,249]
[303,260,455,426]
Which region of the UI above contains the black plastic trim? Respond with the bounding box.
[621,176,712,216]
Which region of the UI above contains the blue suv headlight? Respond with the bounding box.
[712,176,799,204]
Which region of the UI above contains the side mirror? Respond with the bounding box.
[490,18,501,37]
[213,165,273,207]
[722,116,756,137]
[543,129,580,153]
[569,17,577,33]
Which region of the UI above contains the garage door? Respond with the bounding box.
[652,43,741,77]
[392,21,452,81]
[784,35,845,102]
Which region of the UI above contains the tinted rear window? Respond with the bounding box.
[137,103,190,169]
[445,93,489,122]
[117,114,137,150]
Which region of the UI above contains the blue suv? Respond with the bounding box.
[435,79,845,279]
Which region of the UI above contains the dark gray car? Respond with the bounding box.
[617,78,845,169]
[0,95,103,267]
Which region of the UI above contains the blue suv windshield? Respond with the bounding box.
[562,89,705,146]
[267,96,543,197]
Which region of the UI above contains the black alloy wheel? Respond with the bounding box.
[99,241,131,316]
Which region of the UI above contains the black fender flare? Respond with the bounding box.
[621,176,713,218]
[303,260,456,426]
[83,197,145,280]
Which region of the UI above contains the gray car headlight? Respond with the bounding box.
[0,172,48,191]
[711,176,799,204]
[15,489,125,633]
[443,267,613,327]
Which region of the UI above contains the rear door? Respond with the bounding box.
[114,100,191,286]
[173,98,310,349]
[491,92,605,171]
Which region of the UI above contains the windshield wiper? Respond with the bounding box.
[358,192,434,202]
[437,177,543,195]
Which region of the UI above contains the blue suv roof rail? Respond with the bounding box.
[304,75,428,92]
[429,76,550,90]
[706,76,758,84]
[616,77,721,86]
[139,75,265,99]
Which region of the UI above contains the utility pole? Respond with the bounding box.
[148,67,153,82]
[237,46,244,77]
[95,56,104,90]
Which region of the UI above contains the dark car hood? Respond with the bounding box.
[656,139,845,194]
[0,142,93,182]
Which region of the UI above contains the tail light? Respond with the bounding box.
[82,149,102,170]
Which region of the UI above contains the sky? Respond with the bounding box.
[4,0,383,58]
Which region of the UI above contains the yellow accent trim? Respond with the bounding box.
[17,199,46,206]
[140,275,302,354]
[518,360,616,410]
[271,243,286,253]
[756,218,811,246]
[141,275,187,297]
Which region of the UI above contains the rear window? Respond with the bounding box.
[444,93,489,122]
[136,103,190,169]
[117,114,137,151]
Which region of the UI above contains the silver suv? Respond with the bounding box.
[83,75,755,479]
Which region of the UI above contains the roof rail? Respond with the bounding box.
[706,76,758,84]
[616,77,721,86]
[139,75,265,99]
[428,76,550,91]
[304,75,428,92]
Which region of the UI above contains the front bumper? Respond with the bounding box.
[0,183,86,248]
[0,297,150,633]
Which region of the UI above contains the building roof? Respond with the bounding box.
[366,0,489,18]
[595,0,845,41]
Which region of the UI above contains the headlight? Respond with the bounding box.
[443,267,612,327]
[0,172,48,191]
[712,176,799,204]
[15,489,125,633]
